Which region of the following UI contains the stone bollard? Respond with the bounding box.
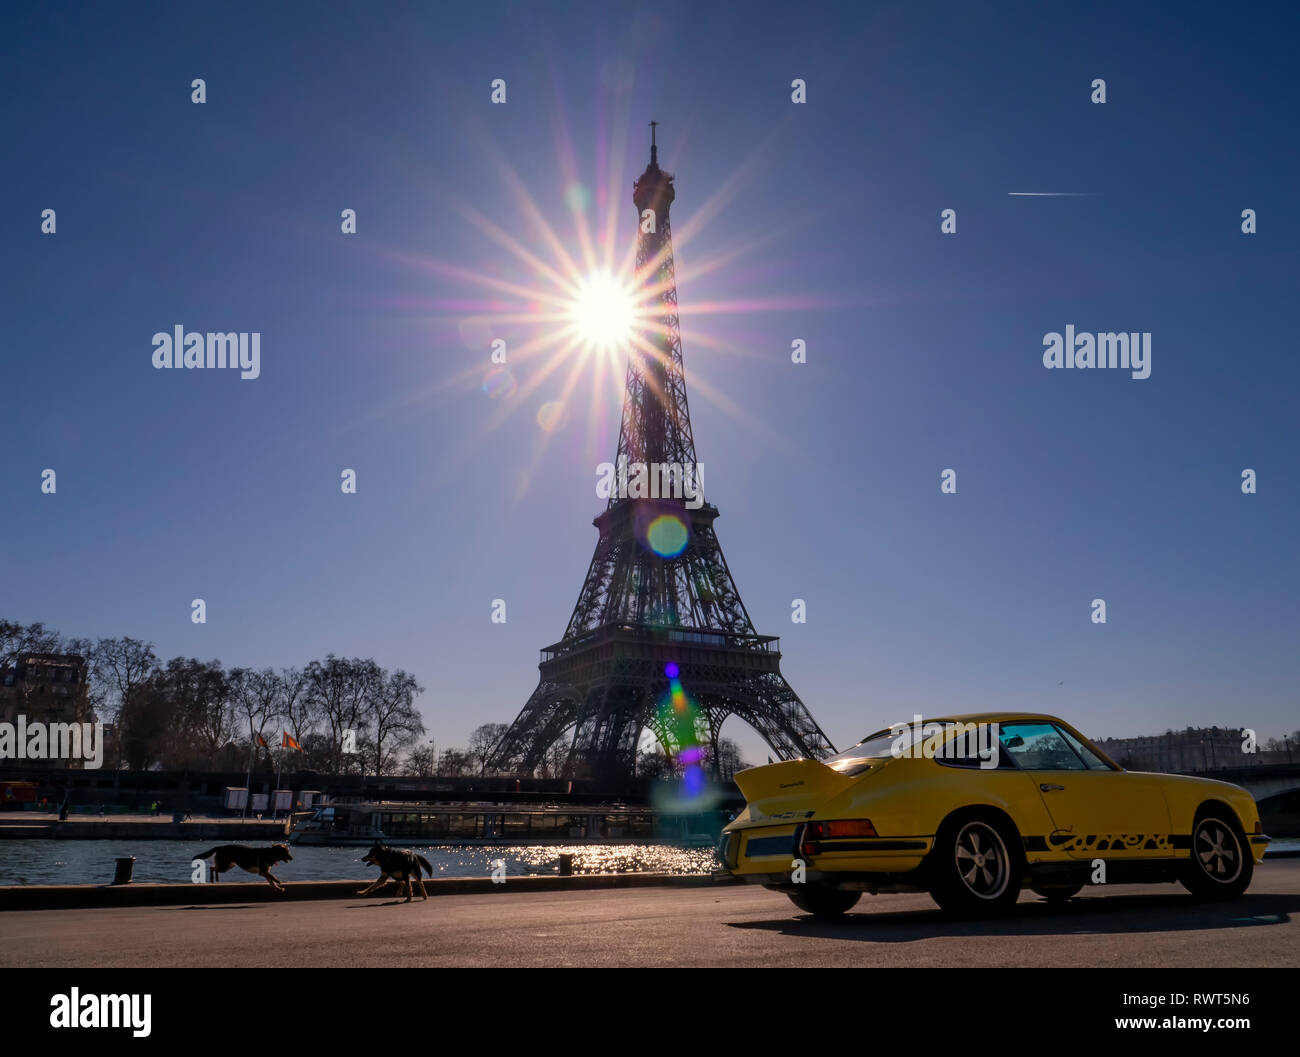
[111,857,136,885]
[558,853,575,876]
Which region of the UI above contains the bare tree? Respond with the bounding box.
[406,740,437,776]
[277,666,315,747]
[305,656,376,775]
[713,737,752,781]
[117,657,232,769]
[118,676,173,770]
[636,740,676,780]
[189,655,236,764]
[230,668,282,771]
[366,669,425,776]
[88,636,159,771]
[174,658,235,769]
[536,738,572,779]
[0,619,62,671]
[438,748,473,777]
[298,730,334,772]
[468,722,509,774]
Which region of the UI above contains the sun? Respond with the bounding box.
[383,113,832,488]
[569,271,636,355]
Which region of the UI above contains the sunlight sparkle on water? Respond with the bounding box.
[0,841,718,885]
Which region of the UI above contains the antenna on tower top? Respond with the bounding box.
[649,119,658,166]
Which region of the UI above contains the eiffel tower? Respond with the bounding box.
[487,124,835,783]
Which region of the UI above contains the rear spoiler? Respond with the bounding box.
[734,758,855,815]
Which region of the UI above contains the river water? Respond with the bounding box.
[2,838,1294,887]
[0,840,719,886]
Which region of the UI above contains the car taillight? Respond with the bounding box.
[799,818,875,856]
[825,819,877,838]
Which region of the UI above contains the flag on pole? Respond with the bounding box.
[282,732,300,750]
[256,733,268,747]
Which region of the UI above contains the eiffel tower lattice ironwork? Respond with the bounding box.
[487,124,835,781]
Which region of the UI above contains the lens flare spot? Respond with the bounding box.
[537,401,567,432]
[565,182,592,213]
[648,672,721,811]
[646,514,687,557]
[481,366,516,400]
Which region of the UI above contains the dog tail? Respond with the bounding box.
[193,847,220,860]
[416,854,433,876]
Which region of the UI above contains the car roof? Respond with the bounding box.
[857,712,1119,769]
[920,712,1072,726]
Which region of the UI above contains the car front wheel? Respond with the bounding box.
[929,814,1023,915]
[1181,811,1253,900]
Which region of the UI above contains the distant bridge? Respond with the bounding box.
[1182,762,1300,836]
[1183,761,1300,801]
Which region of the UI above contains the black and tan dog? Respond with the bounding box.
[194,843,293,892]
[357,842,432,902]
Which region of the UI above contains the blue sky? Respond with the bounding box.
[2,1,1297,765]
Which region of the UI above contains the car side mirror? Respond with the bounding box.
[1003,735,1024,748]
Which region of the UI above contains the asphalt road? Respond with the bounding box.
[5,859,1298,968]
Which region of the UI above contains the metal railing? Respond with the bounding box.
[541,623,779,663]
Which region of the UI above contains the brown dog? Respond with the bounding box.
[357,842,432,902]
[194,844,293,892]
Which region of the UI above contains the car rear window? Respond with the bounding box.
[824,729,907,776]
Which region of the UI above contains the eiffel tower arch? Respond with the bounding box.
[487,124,835,783]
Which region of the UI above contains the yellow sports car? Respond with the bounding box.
[717,713,1269,917]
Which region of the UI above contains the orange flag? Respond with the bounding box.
[282,732,300,750]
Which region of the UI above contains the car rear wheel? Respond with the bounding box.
[1181,811,1252,900]
[929,814,1023,915]
[1031,884,1082,904]
[788,883,861,919]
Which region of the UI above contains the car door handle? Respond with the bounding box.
[1039,783,1065,792]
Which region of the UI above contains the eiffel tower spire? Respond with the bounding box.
[615,119,696,483]
[487,126,834,783]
